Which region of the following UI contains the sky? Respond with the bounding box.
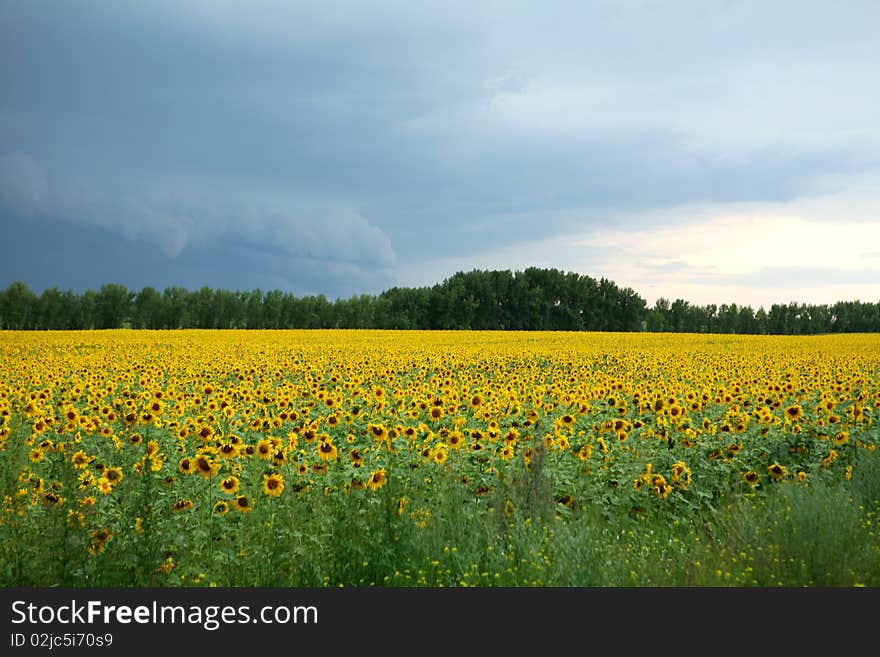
[2,0,879,310]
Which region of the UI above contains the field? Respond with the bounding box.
[1,329,879,587]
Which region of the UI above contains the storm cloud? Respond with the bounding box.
[2,0,879,304]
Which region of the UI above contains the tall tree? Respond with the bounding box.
[1,281,38,329]
[133,286,165,329]
[36,287,71,330]
[95,283,133,329]
[162,287,192,329]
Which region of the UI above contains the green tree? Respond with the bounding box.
[95,283,133,329]
[36,287,72,330]
[262,290,284,329]
[76,289,98,329]
[192,286,217,329]
[213,289,243,329]
[133,286,165,329]
[162,287,192,329]
[1,281,38,329]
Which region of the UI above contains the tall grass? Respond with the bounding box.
[3,433,878,587]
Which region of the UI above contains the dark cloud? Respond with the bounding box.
[0,213,396,299]
[2,0,879,296]
[0,151,48,216]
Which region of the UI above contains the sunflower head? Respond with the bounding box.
[262,472,285,497]
[219,475,240,494]
[366,468,387,491]
[743,470,760,487]
[195,455,218,479]
[767,463,787,479]
[317,439,338,461]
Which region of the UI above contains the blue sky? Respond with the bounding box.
[2,0,879,309]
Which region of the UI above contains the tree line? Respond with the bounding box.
[1,268,878,334]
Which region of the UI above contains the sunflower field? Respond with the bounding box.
[2,329,879,586]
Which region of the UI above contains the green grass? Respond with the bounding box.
[3,431,879,588]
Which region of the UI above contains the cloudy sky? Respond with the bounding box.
[2,0,879,309]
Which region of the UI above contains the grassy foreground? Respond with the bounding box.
[1,330,878,586]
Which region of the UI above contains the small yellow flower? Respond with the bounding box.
[156,555,175,574]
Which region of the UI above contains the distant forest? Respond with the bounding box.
[2,267,879,334]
